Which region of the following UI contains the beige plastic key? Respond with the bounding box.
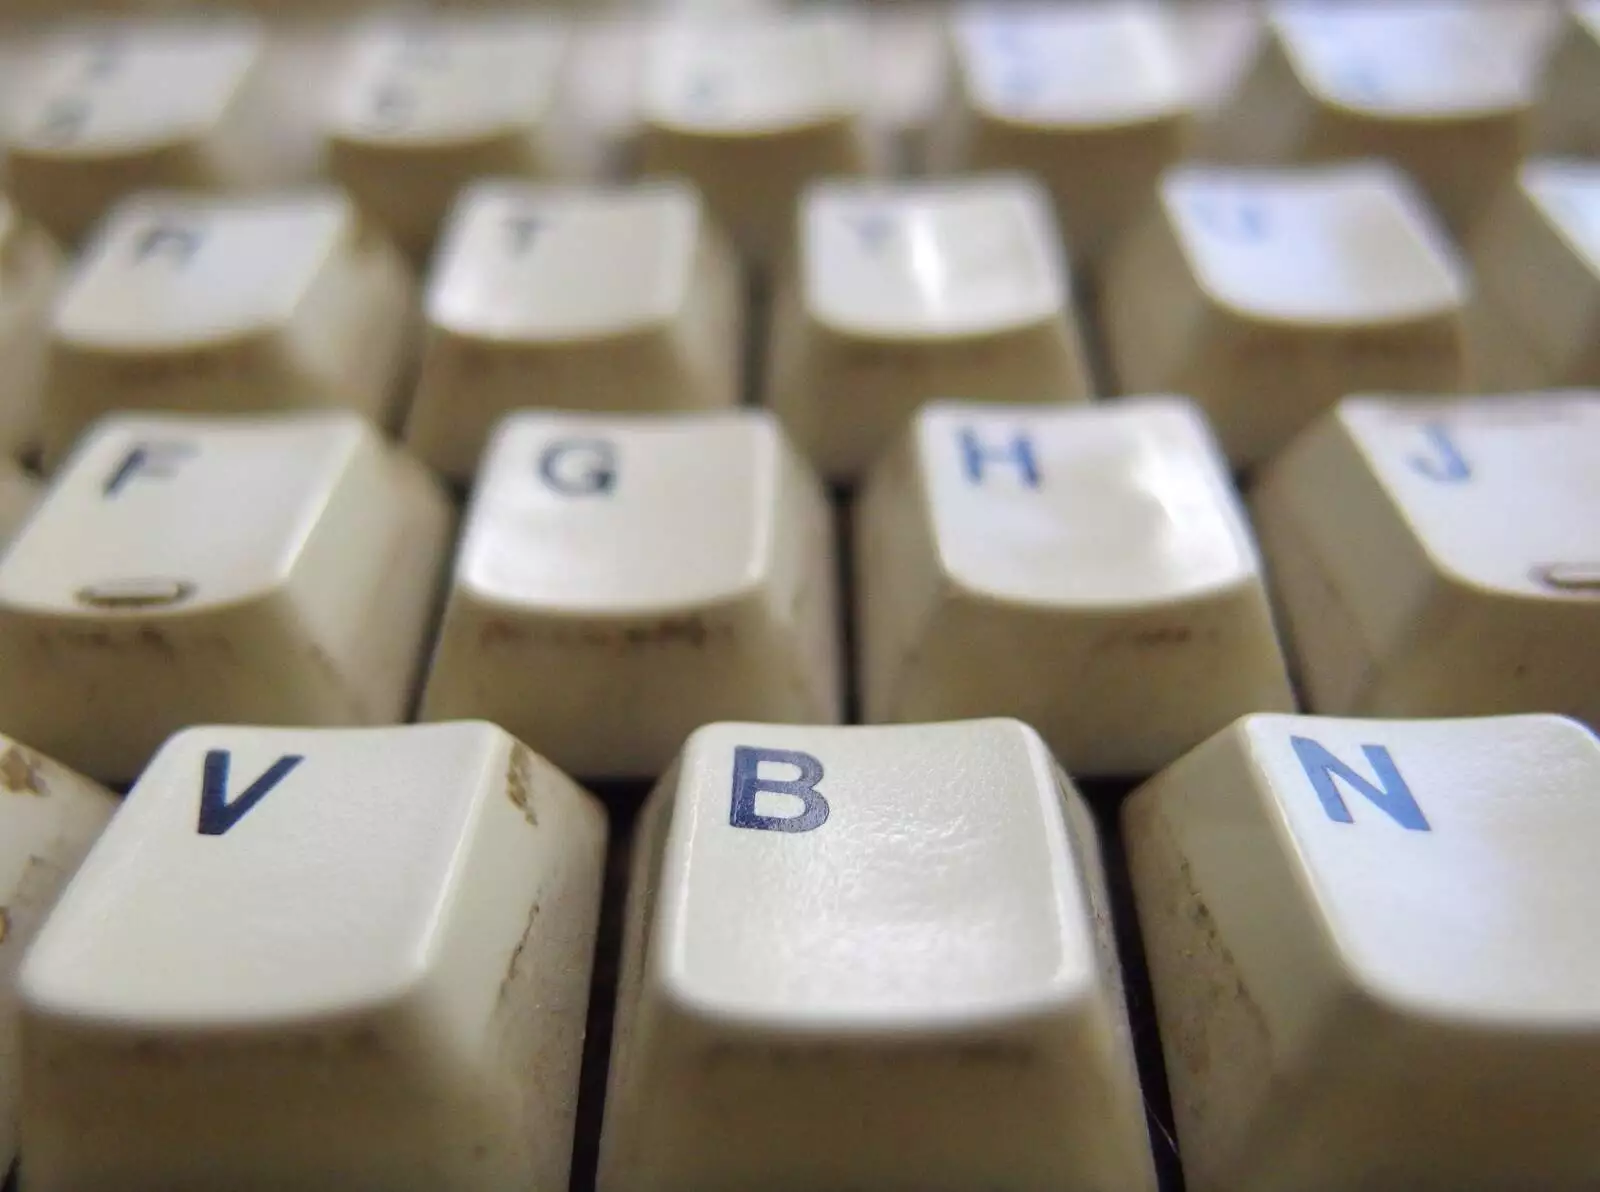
[19,721,605,1192]
[598,719,1157,1192]
[1102,163,1470,468]
[1538,2,1600,154]
[857,398,1294,775]
[1210,2,1537,235]
[0,735,118,1174]
[407,180,741,481]
[325,13,577,257]
[42,190,414,466]
[0,199,64,462]
[1468,160,1600,390]
[0,461,37,546]
[1125,711,1600,1192]
[6,18,274,244]
[930,1,1195,264]
[640,12,883,259]
[767,174,1091,481]
[421,410,839,779]
[1252,392,1600,725]
[0,412,452,783]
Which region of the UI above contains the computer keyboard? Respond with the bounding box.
[0,2,1598,1191]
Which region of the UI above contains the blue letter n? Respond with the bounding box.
[1290,736,1430,832]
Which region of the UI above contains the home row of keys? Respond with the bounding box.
[3,712,1598,1191]
[0,394,1595,785]
[1,4,1595,257]
[5,158,1599,476]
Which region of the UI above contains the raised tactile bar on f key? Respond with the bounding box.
[19,720,607,1192]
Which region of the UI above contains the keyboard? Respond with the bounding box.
[1,3,1599,1191]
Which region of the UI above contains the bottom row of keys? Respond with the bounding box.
[3,713,1599,1192]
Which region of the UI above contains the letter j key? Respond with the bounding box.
[1252,391,1600,725]
[1125,712,1600,1192]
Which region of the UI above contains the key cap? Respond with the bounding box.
[639,12,883,259]
[857,398,1295,775]
[597,719,1157,1192]
[930,1,1194,264]
[0,735,118,1173]
[0,461,37,546]
[7,18,273,244]
[1468,160,1600,390]
[767,174,1091,480]
[1538,2,1600,154]
[19,721,606,1192]
[1125,711,1600,1192]
[1251,392,1600,725]
[0,411,452,783]
[407,180,742,482]
[0,199,65,462]
[42,190,414,466]
[1210,2,1535,235]
[421,410,840,779]
[1101,163,1470,468]
[325,13,577,257]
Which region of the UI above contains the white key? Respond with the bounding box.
[1538,2,1600,154]
[1101,163,1470,468]
[1252,392,1600,724]
[640,13,883,258]
[767,175,1091,480]
[19,721,606,1192]
[0,199,64,461]
[0,735,118,1173]
[421,410,839,778]
[43,191,414,466]
[7,19,272,244]
[407,180,742,481]
[1468,160,1600,390]
[0,461,38,546]
[930,2,1194,263]
[1210,2,1536,234]
[857,398,1295,775]
[325,14,576,256]
[598,719,1157,1192]
[0,412,452,783]
[1125,711,1600,1192]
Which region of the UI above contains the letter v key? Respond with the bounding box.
[197,749,304,836]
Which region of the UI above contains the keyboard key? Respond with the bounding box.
[1212,2,1535,234]
[857,398,1295,775]
[42,190,414,466]
[1252,392,1600,725]
[0,199,65,462]
[7,18,272,243]
[1537,1,1600,155]
[407,180,742,482]
[421,410,840,778]
[325,13,576,256]
[1468,160,1600,390]
[1125,711,1600,1192]
[598,719,1157,1192]
[1102,163,1470,468]
[768,174,1091,480]
[0,412,452,782]
[0,735,118,1172]
[20,721,606,1192]
[639,12,883,258]
[931,2,1194,263]
[0,461,37,545]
